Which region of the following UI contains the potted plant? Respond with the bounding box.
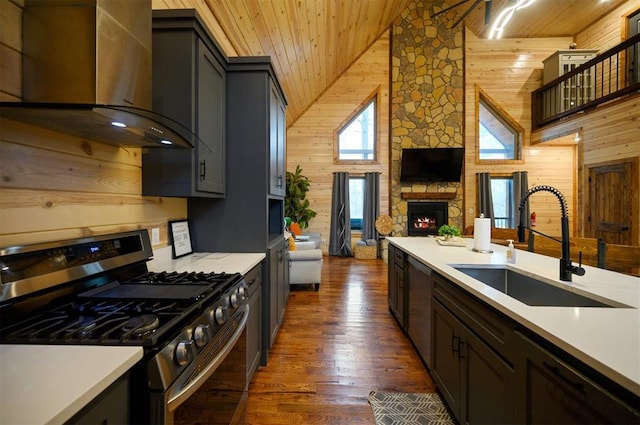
[285,165,317,230]
[437,224,461,240]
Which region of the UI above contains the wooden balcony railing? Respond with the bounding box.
[532,33,640,129]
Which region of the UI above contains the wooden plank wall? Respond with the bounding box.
[575,1,639,49]
[533,1,640,244]
[464,30,577,237]
[0,0,186,248]
[285,31,390,254]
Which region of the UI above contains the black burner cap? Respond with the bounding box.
[122,314,160,334]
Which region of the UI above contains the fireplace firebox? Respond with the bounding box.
[407,202,448,236]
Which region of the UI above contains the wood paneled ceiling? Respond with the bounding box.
[199,0,630,126]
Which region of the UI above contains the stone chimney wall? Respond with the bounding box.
[390,1,464,236]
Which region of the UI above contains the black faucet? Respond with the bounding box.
[517,185,585,282]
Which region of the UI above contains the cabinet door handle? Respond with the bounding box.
[200,160,206,180]
[543,362,586,394]
[452,334,459,356]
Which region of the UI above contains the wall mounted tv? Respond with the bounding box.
[400,147,464,183]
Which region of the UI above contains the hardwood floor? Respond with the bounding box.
[246,256,436,424]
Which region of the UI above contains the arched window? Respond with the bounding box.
[477,88,523,163]
[335,96,377,163]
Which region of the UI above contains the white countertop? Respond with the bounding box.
[147,246,265,275]
[388,236,640,396]
[0,345,142,425]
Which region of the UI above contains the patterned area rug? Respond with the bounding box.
[368,391,454,425]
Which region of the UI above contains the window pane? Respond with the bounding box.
[349,178,364,229]
[338,100,376,160]
[478,98,521,161]
[490,177,514,228]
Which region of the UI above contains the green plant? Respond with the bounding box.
[285,165,317,230]
[438,224,461,238]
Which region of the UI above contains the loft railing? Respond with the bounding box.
[532,33,640,129]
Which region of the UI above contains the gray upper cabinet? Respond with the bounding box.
[142,10,225,198]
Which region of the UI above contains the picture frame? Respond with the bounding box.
[168,220,193,259]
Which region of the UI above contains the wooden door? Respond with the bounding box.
[587,161,636,244]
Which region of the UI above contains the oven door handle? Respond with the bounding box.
[166,305,249,412]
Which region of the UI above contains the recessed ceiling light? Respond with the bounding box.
[160,140,173,145]
[111,121,126,128]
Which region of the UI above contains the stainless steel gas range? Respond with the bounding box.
[0,230,248,425]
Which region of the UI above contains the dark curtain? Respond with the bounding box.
[362,172,380,242]
[477,172,495,227]
[329,172,352,257]
[513,171,531,227]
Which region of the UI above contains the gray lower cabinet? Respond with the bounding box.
[514,331,640,424]
[143,10,225,198]
[388,244,407,329]
[245,263,263,385]
[267,239,289,350]
[66,374,129,425]
[432,298,515,424]
[406,256,433,368]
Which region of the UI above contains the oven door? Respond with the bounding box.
[150,305,248,425]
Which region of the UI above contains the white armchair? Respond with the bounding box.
[289,236,323,291]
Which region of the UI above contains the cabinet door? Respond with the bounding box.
[66,375,129,424]
[387,245,396,311]
[432,299,515,423]
[277,242,288,325]
[245,265,262,384]
[514,332,640,424]
[431,299,462,416]
[196,40,225,194]
[461,324,514,424]
[393,263,405,327]
[268,245,279,348]
[269,80,286,197]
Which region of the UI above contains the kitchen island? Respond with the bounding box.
[388,236,639,423]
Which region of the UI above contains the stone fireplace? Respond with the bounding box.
[389,2,464,241]
[407,202,448,236]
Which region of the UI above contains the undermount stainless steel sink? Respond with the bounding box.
[451,265,631,308]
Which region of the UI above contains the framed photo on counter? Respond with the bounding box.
[169,220,193,259]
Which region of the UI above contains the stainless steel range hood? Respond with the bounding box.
[0,0,195,149]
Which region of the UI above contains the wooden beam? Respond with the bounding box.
[401,192,457,200]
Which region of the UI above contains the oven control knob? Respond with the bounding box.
[230,293,241,308]
[214,306,228,325]
[237,287,247,301]
[175,340,193,366]
[193,324,211,348]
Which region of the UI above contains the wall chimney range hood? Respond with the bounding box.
[0,102,197,149]
[0,0,195,149]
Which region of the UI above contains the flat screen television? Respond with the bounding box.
[400,147,464,183]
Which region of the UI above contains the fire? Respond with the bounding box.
[413,217,437,229]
